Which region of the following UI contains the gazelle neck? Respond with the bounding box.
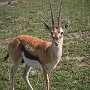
[52,38,63,60]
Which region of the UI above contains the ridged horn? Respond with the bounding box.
[49,0,55,29]
[58,0,62,27]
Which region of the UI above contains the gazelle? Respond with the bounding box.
[3,0,68,90]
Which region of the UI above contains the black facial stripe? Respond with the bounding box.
[20,44,40,63]
[52,36,55,39]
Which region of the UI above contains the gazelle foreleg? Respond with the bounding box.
[43,68,50,90]
[22,65,33,90]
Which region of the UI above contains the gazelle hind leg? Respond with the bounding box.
[10,61,20,90]
[22,64,33,90]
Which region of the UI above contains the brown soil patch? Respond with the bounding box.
[64,31,90,41]
[63,56,89,68]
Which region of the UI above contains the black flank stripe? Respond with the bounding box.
[20,44,40,62]
[21,58,24,63]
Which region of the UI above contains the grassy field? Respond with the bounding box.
[0,0,90,90]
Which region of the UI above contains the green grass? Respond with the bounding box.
[0,0,90,90]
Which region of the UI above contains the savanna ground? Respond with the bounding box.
[0,0,90,90]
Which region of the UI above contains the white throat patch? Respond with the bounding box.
[53,43,62,59]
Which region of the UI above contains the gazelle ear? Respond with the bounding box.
[44,22,52,32]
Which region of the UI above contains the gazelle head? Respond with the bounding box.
[51,27,63,46]
[44,0,68,46]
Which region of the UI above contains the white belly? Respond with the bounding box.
[22,52,42,70]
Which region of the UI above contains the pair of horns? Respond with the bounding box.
[49,0,62,29]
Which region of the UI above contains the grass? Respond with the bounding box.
[0,0,90,90]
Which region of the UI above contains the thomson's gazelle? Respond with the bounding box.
[3,0,68,90]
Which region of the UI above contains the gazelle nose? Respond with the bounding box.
[55,36,62,40]
[55,36,60,40]
[56,37,59,40]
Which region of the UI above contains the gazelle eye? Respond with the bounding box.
[61,32,63,35]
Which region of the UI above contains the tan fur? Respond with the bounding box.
[9,35,54,65]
